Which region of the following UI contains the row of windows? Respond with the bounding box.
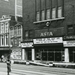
[36,7,62,21]
[67,25,75,35]
[10,37,21,47]
[0,34,9,46]
[10,25,22,37]
[25,30,33,39]
[0,22,9,34]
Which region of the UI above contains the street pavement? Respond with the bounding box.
[0,62,75,75]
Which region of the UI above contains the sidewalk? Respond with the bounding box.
[0,72,19,75]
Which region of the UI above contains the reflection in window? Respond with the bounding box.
[41,10,45,20]
[46,9,50,19]
[36,12,40,21]
[52,8,56,19]
[58,7,62,18]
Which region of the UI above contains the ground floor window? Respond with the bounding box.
[69,48,75,62]
[35,48,64,62]
[26,49,32,60]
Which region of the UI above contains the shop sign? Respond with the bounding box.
[64,35,75,40]
[40,32,53,37]
[35,27,64,38]
[21,42,33,47]
[63,41,75,47]
[33,37,63,44]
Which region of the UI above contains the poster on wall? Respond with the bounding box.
[11,49,21,60]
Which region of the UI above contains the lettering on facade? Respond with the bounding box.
[63,41,75,47]
[21,42,33,47]
[33,37,63,44]
[40,32,53,37]
[64,36,75,40]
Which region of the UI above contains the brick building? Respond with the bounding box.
[22,0,75,63]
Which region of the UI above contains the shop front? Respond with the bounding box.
[63,35,75,63]
[21,42,33,61]
[33,37,64,62]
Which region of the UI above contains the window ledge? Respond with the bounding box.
[33,17,65,24]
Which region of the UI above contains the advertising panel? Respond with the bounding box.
[33,37,63,44]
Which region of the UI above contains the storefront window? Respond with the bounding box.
[35,48,64,62]
[69,48,75,62]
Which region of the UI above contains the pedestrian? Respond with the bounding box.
[1,55,4,62]
[6,59,11,75]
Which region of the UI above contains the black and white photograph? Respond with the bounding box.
[0,0,75,75]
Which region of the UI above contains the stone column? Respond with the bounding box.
[32,48,35,61]
[64,48,69,62]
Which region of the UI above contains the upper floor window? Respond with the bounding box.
[41,10,45,20]
[58,7,62,18]
[5,22,9,33]
[46,9,50,20]
[52,8,56,19]
[14,26,17,36]
[18,25,21,35]
[67,25,74,35]
[1,23,4,34]
[10,27,14,37]
[36,12,40,21]
[6,34,9,45]
[1,35,4,46]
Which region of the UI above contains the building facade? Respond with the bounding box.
[10,21,22,60]
[22,0,75,63]
[0,0,23,61]
[0,15,11,61]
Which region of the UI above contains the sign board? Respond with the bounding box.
[33,37,63,44]
[64,35,75,40]
[63,41,75,47]
[21,42,33,48]
[35,27,64,38]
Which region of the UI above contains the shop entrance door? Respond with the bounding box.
[69,48,75,62]
[26,49,32,61]
[74,53,75,62]
[55,52,61,61]
[42,52,47,61]
[48,51,54,61]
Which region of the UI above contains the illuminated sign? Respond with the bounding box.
[63,41,75,47]
[21,42,33,47]
[33,37,63,44]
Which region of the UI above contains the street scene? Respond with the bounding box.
[0,0,75,75]
[0,63,75,75]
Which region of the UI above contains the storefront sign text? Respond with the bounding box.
[64,36,75,40]
[40,32,53,37]
[63,41,75,47]
[33,37,63,44]
[21,42,33,47]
